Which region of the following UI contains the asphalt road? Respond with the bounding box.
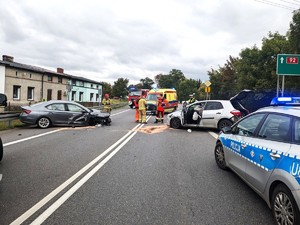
[0,107,274,225]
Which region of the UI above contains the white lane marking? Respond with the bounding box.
[31,127,141,225]
[10,122,144,225]
[3,130,62,147]
[110,109,131,117]
[209,131,218,139]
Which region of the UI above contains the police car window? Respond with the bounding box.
[258,114,291,142]
[232,113,265,137]
[293,118,300,144]
[204,102,223,110]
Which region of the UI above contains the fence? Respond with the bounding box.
[0,112,20,128]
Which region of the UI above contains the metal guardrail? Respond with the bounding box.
[0,112,20,128]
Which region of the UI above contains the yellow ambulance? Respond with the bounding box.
[146,88,178,115]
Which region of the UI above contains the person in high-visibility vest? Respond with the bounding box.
[138,95,147,124]
[134,96,140,122]
[154,96,166,123]
[102,94,111,113]
[188,94,196,104]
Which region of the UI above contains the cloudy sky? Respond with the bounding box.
[0,0,298,85]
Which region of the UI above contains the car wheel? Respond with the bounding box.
[218,119,233,130]
[271,183,300,225]
[37,117,51,129]
[170,117,181,129]
[214,142,227,170]
[0,138,3,161]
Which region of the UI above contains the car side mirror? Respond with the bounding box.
[221,126,232,134]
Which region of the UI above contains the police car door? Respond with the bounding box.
[226,113,266,179]
[243,113,292,194]
[287,117,300,187]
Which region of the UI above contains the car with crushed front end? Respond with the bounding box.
[167,100,243,130]
[215,96,300,225]
[19,100,111,129]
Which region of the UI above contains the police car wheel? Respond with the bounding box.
[0,138,3,161]
[214,142,227,170]
[170,118,181,129]
[271,183,300,225]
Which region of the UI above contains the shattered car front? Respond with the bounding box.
[19,100,111,128]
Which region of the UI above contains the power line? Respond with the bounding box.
[254,0,297,10]
[278,0,300,6]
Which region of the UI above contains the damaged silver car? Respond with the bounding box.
[19,100,111,128]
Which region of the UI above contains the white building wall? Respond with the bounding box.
[0,65,5,94]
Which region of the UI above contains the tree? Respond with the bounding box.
[102,82,112,97]
[288,10,300,54]
[177,79,199,101]
[112,78,129,98]
[140,77,154,89]
[208,56,239,99]
[156,69,186,89]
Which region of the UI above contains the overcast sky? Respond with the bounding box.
[0,0,298,85]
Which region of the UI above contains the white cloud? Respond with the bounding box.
[0,0,297,85]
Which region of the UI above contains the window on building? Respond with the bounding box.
[71,80,76,85]
[16,71,18,76]
[71,91,76,101]
[57,90,62,100]
[47,89,52,100]
[30,73,32,79]
[13,85,21,99]
[58,77,62,83]
[91,84,94,88]
[48,75,53,81]
[27,87,34,100]
[79,92,84,101]
[90,93,94,102]
[96,94,99,102]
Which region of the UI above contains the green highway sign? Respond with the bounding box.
[277,54,300,76]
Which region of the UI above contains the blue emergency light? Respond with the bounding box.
[270,96,300,106]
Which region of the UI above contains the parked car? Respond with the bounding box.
[215,96,300,225]
[19,100,111,129]
[167,100,243,130]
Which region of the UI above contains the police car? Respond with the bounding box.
[215,96,300,225]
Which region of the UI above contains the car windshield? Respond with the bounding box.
[146,94,159,101]
[129,91,141,96]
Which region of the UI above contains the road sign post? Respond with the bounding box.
[276,54,300,96]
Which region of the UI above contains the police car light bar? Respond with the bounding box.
[270,96,300,106]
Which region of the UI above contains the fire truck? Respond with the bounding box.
[128,88,149,108]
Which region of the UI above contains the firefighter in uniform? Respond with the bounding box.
[102,94,111,113]
[138,95,147,124]
[154,96,166,123]
[134,96,140,122]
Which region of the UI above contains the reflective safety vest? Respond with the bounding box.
[157,99,165,111]
[138,98,147,110]
[102,99,111,109]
